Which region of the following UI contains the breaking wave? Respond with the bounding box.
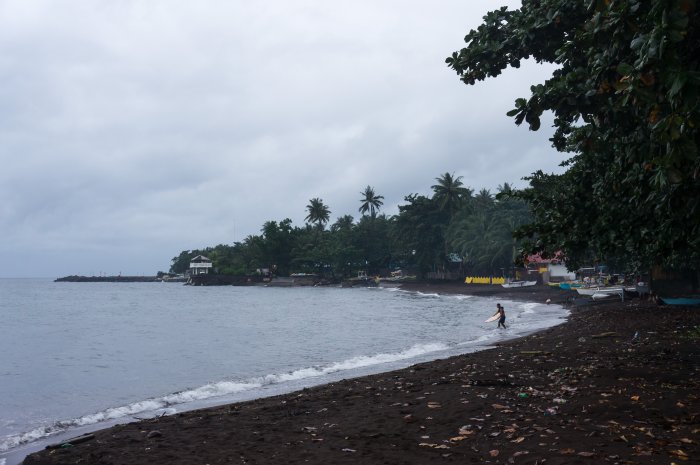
[0,342,449,453]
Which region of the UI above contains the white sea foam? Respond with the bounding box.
[380,286,402,292]
[162,381,261,405]
[1,426,57,453]
[519,302,539,314]
[261,342,449,384]
[456,331,498,347]
[415,292,440,298]
[0,342,450,454]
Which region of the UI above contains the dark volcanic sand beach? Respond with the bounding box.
[23,284,699,465]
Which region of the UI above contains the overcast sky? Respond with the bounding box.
[0,1,565,278]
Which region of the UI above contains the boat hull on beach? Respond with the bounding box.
[501,280,537,288]
[577,286,621,296]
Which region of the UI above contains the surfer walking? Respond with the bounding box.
[495,303,506,329]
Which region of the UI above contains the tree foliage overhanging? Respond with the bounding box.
[447,0,700,271]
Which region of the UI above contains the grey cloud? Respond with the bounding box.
[0,1,566,277]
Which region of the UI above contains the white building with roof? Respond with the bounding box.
[189,255,213,275]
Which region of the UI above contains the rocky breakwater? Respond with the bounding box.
[54,275,159,283]
[186,274,266,286]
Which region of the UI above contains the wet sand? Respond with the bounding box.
[22,284,700,464]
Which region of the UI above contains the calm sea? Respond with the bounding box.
[0,278,568,464]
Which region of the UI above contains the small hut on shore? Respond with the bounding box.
[189,255,213,275]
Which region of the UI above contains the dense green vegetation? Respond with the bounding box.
[447,0,699,271]
[170,177,531,279]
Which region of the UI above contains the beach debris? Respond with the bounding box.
[517,393,529,399]
[552,398,567,404]
[463,378,515,387]
[403,414,417,423]
[146,430,163,439]
[489,449,500,457]
[559,448,575,454]
[449,436,468,442]
[544,407,558,415]
[45,433,95,450]
[427,401,442,409]
[341,448,356,453]
[511,436,525,443]
[301,427,317,433]
[458,425,476,435]
[669,449,688,459]
[419,443,450,449]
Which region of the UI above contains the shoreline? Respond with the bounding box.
[3,285,566,464]
[17,284,700,464]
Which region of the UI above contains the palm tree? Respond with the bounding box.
[305,197,331,229]
[331,215,355,232]
[474,188,494,211]
[497,182,514,196]
[448,210,511,274]
[431,172,472,217]
[359,185,384,218]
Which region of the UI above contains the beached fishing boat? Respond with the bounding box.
[577,286,621,296]
[559,281,583,290]
[592,289,623,300]
[501,280,537,288]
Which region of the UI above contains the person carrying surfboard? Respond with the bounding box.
[495,303,506,329]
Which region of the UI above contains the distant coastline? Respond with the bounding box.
[54,275,159,283]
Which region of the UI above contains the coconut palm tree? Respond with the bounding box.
[497,182,514,196]
[448,210,511,274]
[358,186,384,218]
[305,197,331,229]
[331,214,355,232]
[473,188,494,211]
[431,172,472,217]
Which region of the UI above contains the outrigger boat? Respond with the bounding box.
[577,286,627,296]
[501,280,537,288]
[591,288,624,300]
